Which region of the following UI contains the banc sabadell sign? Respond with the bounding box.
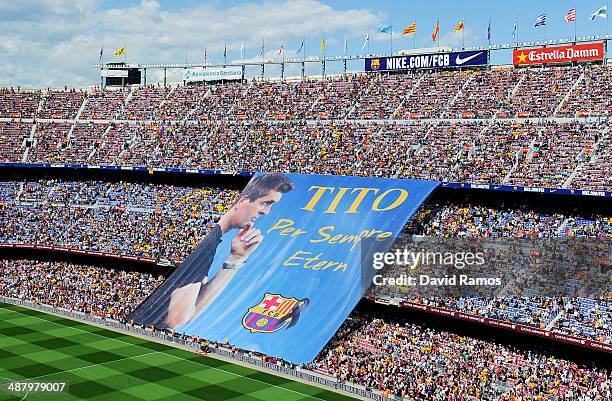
[366,50,489,71]
[183,67,242,82]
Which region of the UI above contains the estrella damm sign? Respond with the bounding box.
[242,293,310,333]
[513,42,604,66]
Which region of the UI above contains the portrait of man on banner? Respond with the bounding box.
[130,172,295,329]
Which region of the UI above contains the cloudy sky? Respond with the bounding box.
[1,0,608,87]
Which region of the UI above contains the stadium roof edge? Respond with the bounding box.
[93,35,612,70]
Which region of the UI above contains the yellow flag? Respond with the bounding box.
[114,46,126,56]
[454,19,464,32]
[402,22,416,35]
[320,35,325,53]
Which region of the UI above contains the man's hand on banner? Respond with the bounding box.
[229,223,263,264]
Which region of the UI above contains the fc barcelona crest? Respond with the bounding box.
[370,58,381,70]
[242,293,310,334]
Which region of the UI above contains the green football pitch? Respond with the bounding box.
[0,303,358,401]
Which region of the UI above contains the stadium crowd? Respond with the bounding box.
[1,118,606,189]
[309,312,611,400]
[0,65,610,190]
[2,176,610,344]
[0,180,237,261]
[387,200,612,344]
[1,65,610,122]
[408,201,612,239]
[0,259,165,321]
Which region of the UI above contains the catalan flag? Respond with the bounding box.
[402,22,416,35]
[432,19,439,42]
[320,34,325,53]
[114,46,126,56]
[454,19,464,32]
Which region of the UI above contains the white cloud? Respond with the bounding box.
[438,27,479,49]
[0,0,384,87]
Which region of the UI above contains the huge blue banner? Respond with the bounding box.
[131,173,438,363]
[365,50,489,72]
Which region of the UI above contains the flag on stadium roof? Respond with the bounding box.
[260,38,264,57]
[240,41,245,60]
[297,37,304,54]
[98,47,103,62]
[361,33,369,50]
[378,25,392,34]
[432,19,439,41]
[590,5,607,20]
[453,19,464,32]
[487,18,491,45]
[402,22,416,35]
[565,8,576,23]
[512,17,518,39]
[278,43,284,56]
[113,46,125,56]
[534,13,547,27]
[320,34,325,53]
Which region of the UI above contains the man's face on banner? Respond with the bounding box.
[234,190,283,228]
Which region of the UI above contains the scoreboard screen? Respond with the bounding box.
[101,63,141,86]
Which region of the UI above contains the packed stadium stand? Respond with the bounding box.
[0,65,610,192]
[1,179,236,262]
[0,259,164,321]
[309,310,611,400]
[1,61,611,400]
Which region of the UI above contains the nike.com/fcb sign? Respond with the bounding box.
[365,50,489,72]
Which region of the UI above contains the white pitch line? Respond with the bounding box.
[0,304,331,401]
[31,351,160,380]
